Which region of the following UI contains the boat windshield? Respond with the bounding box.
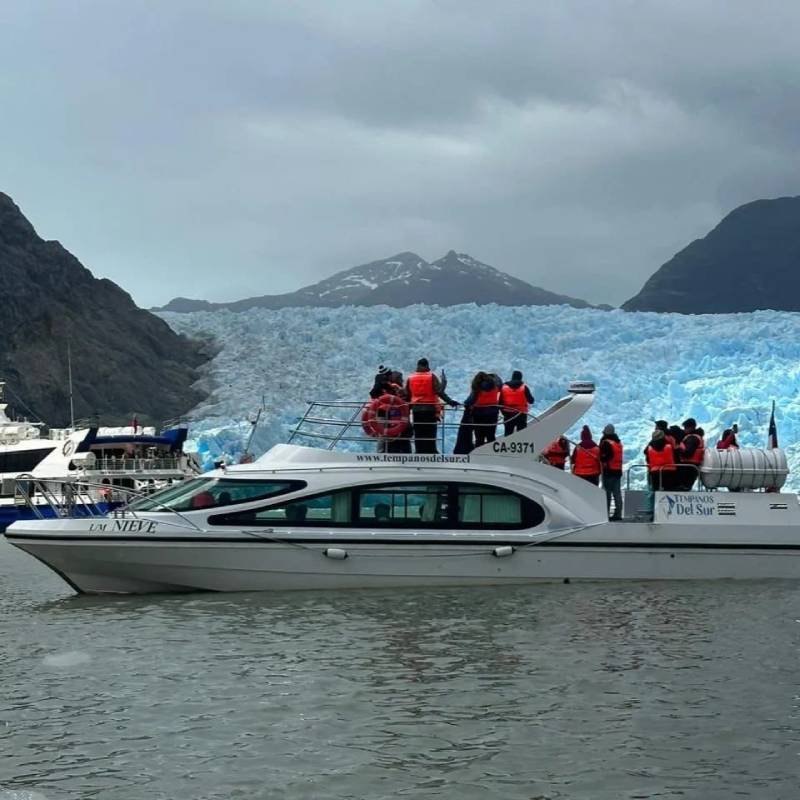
[127,478,303,512]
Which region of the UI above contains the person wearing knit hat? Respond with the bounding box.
[571,425,601,485]
[599,423,624,520]
[369,364,400,400]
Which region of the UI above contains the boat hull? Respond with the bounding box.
[8,525,800,594]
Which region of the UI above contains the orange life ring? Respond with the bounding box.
[361,394,410,438]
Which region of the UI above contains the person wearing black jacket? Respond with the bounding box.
[369,365,399,399]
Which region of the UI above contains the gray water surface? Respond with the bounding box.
[1,538,799,800]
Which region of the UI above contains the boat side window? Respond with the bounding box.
[209,489,352,526]
[357,484,449,525]
[0,447,56,473]
[127,478,305,512]
[456,484,544,528]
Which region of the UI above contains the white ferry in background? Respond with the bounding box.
[0,386,199,531]
[4,382,799,594]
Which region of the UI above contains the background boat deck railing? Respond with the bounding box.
[82,457,186,473]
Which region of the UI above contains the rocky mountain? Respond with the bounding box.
[0,192,209,427]
[623,196,800,313]
[158,250,592,312]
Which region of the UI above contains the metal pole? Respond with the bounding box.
[67,340,75,429]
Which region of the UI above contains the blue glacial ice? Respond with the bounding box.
[160,305,800,487]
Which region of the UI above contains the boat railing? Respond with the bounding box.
[82,457,185,473]
[624,463,781,492]
[625,463,704,491]
[13,476,205,532]
[288,400,539,453]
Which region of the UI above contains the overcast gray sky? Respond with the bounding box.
[1,1,799,308]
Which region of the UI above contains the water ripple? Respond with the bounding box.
[3,540,800,798]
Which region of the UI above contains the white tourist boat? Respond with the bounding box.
[4,383,799,594]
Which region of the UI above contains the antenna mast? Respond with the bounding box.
[67,340,75,429]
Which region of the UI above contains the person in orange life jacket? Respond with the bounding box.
[644,428,676,492]
[464,371,502,448]
[716,425,739,450]
[599,424,624,520]
[402,358,457,454]
[499,370,534,436]
[571,425,601,485]
[676,417,705,490]
[542,436,570,469]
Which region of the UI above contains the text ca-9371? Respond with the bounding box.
[491,440,535,455]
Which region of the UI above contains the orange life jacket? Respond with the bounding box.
[681,433,705,465]
[500,384,529,413]
[407,372,437,404]
[543,440,569,468]
[646,443,676,472]
[572,445,600,476]
[474,388,500,407]
[605,440,623,472]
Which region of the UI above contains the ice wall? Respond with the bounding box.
[161,305,800,487]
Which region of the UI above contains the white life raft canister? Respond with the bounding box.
[699,447,788,491]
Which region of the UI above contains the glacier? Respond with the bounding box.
[160,305,800,488]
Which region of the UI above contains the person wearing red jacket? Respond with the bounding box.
[599,424,624,520]
[716,426,739,450]
[402,358,457,454]
[542,437,570,469]
[464,371,502,448]
[571,425,601,485]
[645,429,676,491]
[499,370,534,436]
[677,417,705,490]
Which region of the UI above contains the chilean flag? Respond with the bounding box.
[767,401,778,449]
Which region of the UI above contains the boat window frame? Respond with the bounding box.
[208,480,545,530]
[127,477,307,513]
[209,487,353,527]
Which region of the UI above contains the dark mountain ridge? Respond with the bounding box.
[0,192,209,426]
[623,196,800,313]
[157,250,592,312]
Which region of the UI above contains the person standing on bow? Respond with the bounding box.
[571,425,601,485]
[464,371,501,449]
[499,370,534,436]
[599,424,624,520]
[403,358,457,454]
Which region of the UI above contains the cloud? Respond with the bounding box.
[0,0,798,307]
